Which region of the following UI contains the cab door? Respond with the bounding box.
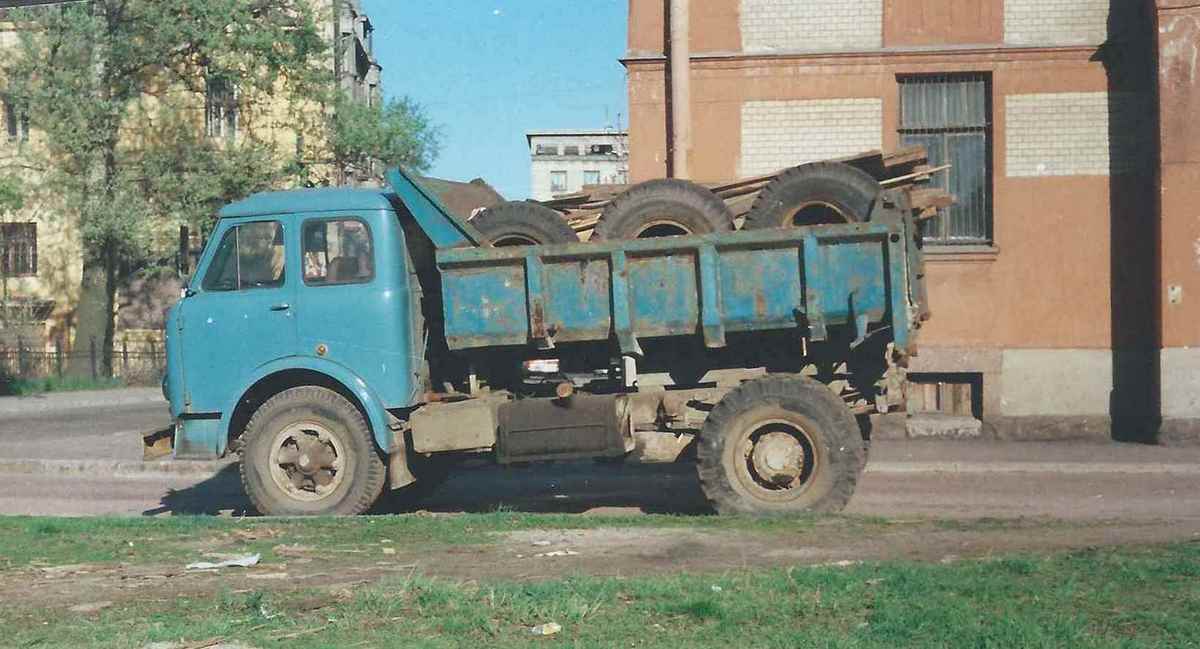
[292,213,413,407]
[178,218,297,414]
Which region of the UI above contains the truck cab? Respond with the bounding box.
[165,189,421,460]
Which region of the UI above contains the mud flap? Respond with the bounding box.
[388,431,417,490]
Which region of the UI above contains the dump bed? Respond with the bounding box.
[435,218,924,356]
[382,167,924,357]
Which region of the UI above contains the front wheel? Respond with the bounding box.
[697,375,864,515]
[240,386,386,516]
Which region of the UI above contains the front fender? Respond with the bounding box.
[216,356,396,456]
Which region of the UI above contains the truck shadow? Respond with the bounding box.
[145,461,712,516]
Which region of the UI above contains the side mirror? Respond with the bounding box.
[182,287,196,298]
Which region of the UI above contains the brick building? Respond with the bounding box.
[625,0,1199,441]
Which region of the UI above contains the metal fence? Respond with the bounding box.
[0,337,166,386]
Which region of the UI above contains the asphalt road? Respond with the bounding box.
[2,393,1199,522]
[0,401,168,461]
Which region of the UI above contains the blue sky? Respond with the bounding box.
[360,1,630,199]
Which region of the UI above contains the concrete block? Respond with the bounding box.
[1004,0,1110,46]
[1000,349,1113,417]
[740,98,883,176]
[906,414,984,439]
[987,415,1113,441]
[1161,347,1200,419]
[1005,91,1152,178]
[741,0,882,53]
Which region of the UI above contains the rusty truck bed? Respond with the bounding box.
[435,216,923,356]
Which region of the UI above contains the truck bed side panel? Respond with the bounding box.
[436,222,917,353]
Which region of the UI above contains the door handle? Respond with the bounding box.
[270,303,291,312]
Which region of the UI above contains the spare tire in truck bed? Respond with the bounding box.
[593,179,734,240]
[472,201,579,247]
[743,162,881,229]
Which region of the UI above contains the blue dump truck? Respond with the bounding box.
[160,163,928,516]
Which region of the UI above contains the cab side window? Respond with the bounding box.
[201,221,285,292]
[303,219,374,285]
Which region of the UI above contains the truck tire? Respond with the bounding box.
[593,179,734,240]
[697,375,864,515]
[240,386,386,516]
[473,201,579,247]
[744,162,881,229]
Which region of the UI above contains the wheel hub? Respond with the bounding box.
[268,422,346,502]
[750,431,805,485]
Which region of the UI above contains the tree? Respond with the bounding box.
[328,94,441,184]
[0,175,20,215]
[4,0,327,376]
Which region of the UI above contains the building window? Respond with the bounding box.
[898,73,992,244]
[2,95,29,143]
[535,144,558,156]
[589,144,615,155]
[205,77,238,140]
[563,145,580,156]
[0,222,37,277]
[549,171,568,193]
[583,170,600,186]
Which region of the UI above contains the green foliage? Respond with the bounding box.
[1,0,330,373]
[4,0,327,248]
[0,175,21,215]
[329,94,442,176]
[140,113,286,237]
[3,535,1200,648]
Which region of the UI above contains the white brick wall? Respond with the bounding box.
[1004,0,1111,46]
[1006,92,1148,177]
[741,0,882,53]
[740,98,883,177]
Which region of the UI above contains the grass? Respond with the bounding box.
[0,512,901,569]
[1,541,1197,648]
[0,374,127,396]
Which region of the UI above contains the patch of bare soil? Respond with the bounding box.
[3,518,1198,612]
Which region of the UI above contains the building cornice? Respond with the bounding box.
[621,44,1103,68]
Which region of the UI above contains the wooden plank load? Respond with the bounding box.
[536,146,954,238]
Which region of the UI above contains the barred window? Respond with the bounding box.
[899,73,993,245]
[205,77,238,140]
[0,222,37,277]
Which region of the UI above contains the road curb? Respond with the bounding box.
[866,461,1200,475]
[0,458,233,479]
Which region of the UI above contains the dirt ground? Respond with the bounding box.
[4,515,1198,612]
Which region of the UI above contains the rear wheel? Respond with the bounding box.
[593,179,733,240]
[697,375,863,514]
[472,201,579,247]
[240,386,385,516]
